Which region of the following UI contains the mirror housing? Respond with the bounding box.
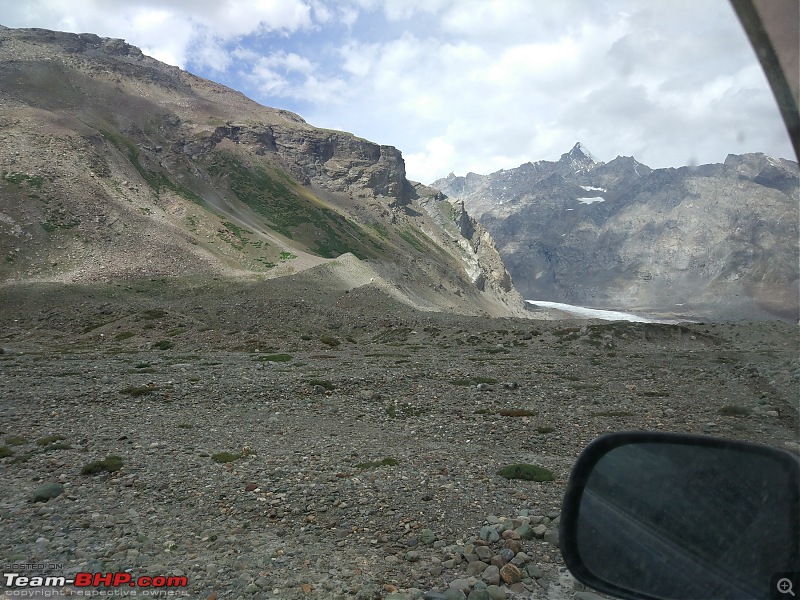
[560,432,800,600]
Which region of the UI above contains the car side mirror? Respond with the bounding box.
[559,432,800,600]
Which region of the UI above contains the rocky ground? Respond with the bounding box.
[1,274,798,600]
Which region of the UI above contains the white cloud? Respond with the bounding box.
[0,0,793,182]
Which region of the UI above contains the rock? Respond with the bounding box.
[481,565,500,585]
[32,482,64,502]
[499,563,522,584]
[466,590,491,600]
[475,546,492,561]
[466,561,488,577]
[423,593,450,600]
[543,529,559,545]
[476,383,490,391]
[503,539,522,554]
[515,524,535,540]
[525,564,543,579]
[420,528,437,545]
[575,593,606,600]
[532,525,547,539]
[485,586,506,600]
[443,589,467,600]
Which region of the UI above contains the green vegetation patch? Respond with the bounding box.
[81,455,123,475]
[0,446,13,458]
[5,436,28,446]
[141,309,167,320]
[308,379,335,390]
[152,340,173,350]
[120,385,159,397]
[320,336,341,347]
[36,435,66,446]
[99,129,205,205]
[536,426,555,434]
[719,405,751,417]
[3,171,45,188]
[356,457,398,470]
[206,153,377,258]
[398,227,429,252]
[497,463,554,482]
[211,452,242,463]
[497,409,537,417]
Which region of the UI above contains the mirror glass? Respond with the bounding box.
[575,441,799,599]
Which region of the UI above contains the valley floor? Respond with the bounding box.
[1,277,798,599]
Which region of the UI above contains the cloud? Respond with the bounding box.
[0,0,315,67]
[0,0,794,182]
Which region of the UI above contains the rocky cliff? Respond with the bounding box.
[433,144,799,320]
[0,26,524,316]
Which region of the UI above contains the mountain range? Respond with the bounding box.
[0,26,524,317]
[1,25,797,322]
[433,143,799,320]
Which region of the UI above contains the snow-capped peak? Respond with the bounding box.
[568,142,596,163]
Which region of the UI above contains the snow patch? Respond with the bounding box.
[525,300,684,323]
[580,185,606,192]
[578,197,605,204]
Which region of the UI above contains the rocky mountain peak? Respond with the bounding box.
[560,142,597,168]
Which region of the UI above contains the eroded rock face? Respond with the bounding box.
[434,144,799,320]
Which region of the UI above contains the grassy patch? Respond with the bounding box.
[152,340,173,350]
[497,409,537,417]
[719,405,751,417]
[320,336,341,347]
[141,309,167,319]
[497,463,554,482]
[81,455,123,475]
[120,385,159,397]
[372,327,413,343]
[36,435,66,446]
[0,446,13,458]
[115,331,134,341]
[211,451,241,463]
[206,153,375,258]
[356,457,398,470]
[398,228,427,252]
[536,426,555,434]
[308,379,335,390]
[6,436,28,446]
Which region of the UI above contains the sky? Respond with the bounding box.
[0,0,795,183]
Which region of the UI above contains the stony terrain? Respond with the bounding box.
[1,273,798,599]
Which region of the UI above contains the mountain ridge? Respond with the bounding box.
[432,145,799,321]
[0,26,525,317]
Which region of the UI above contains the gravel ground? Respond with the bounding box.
[1,278,797,599]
